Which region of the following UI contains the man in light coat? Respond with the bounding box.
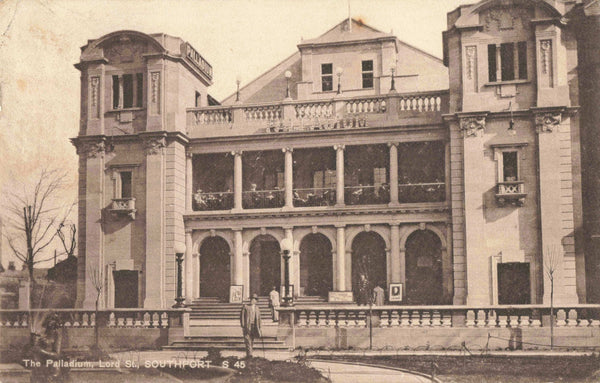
[240,294,262,357]
[269,286,280,322]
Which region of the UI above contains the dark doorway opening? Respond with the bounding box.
[498,262,531,304]
[300,234,333,297]
[250,235,281,296]
[351,232,387,299]
[405,230,444,305]
[199,236,231,300]
[114,270,139,308]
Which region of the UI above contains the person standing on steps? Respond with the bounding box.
[269,286,280,322]
[240,293,262,357]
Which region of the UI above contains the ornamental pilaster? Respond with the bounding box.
[459,115,486,138]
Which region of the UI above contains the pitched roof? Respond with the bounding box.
[298,18,394,47]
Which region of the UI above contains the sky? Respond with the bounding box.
[0,0,474,267]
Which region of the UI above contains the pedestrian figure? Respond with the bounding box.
[373,284,385,306]
[357,274,370,305]
[269,286,280,322]
[240,293,262,357]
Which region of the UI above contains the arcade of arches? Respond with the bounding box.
[192,227,451,304]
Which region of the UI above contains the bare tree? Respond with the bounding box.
[57,222,76,258]
[544,245,561,350]
[2,167,73,310]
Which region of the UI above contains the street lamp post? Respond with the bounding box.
[336,67,343,95]
[280,237,293,306]
[173,242,186,308]
[284,70,292,99]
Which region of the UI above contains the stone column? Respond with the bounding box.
[185,229,193,304]
[143,135,166,308]
[390,224,402,284]
[186,152,193,212]
[334,145,345,206]
[336,225,346,291]
[388,142,399,206]
[193,253,200,299]
[77,138,106,309]
[283,148,294,209]
[233,229,244,297]
[232,151,243,211]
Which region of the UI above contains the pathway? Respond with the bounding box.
[309,360,437,383]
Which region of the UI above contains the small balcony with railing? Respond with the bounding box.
[109,198,136,220]
[186,90,449,138]
[496,181,526,206]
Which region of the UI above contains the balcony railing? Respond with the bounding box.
[398,182,445,203]
[345,185,390,205]
[279,305,600,329]
[496,181,526,206]
[293,188,336,207]
[109,198,136,219]
[242,189,285,209]
[187,90,449,134]
[193,191,234,211]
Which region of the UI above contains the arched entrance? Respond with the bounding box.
[249,235,281,296]
[405,230,443,305]
[299,234,333,297]
[351,232,387,299]
[199,236,231,300]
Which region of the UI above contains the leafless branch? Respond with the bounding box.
[1,0,19,42]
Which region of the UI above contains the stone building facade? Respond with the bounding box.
[72,0,596,309]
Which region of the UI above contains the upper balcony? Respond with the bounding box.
[186,90,449,139]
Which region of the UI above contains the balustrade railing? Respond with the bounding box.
[497,181,525,195]
[293,188,336,207]
[294,101,334,119]
[242,189,285,209]
[244,105,282,121]
[0,309,188,329]
[398,182,445,203]
[280,305,600,328]
[192,107,232,125]
[193,191,234,211]
[346,97,386,114]
[397,94,442,112]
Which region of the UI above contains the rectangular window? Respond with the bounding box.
[518,42,527,80]
[500,43,515,81]
[277,171,285,190]
[362,60,374,89]
[502,151,518,181]
[324,170,336,189]
[136,73,143,107]
[112,75,120,109]
[195,91,201,107]
[122,74,134,108]
[321,63,333,92]
[120,171,132,198]
[488,42,527,82]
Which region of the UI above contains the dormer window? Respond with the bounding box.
[488,42,527,82]
[112,73,144,109]
[321,63,333,92]
[362,60,374,89]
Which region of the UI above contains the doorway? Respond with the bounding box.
[113,270,139,308]
[498,262,531,304]
[249,235,281,296]
[405,230,443,305]
[299,233,333,296]
[351,232,387,297]
[199,236,231,300]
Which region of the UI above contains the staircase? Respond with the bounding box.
[187,297,273,321]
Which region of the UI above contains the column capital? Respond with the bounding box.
[334,144,345,151]
[387,142,399,148]
[390,222,401,228]
[282,225,294,230]
[185,228,194,234]
[231,150,243,156]
[335,224,346,229]
[73,137,107,158]
[232,228,243,232]
[533,108,563,134]
[282,147,294,153]
[458,112,488,138]
[186,151,194,159]
[141,135,167,156]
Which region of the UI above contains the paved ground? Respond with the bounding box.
[309,360,436,383]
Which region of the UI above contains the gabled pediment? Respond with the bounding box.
[298,18,393,47]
